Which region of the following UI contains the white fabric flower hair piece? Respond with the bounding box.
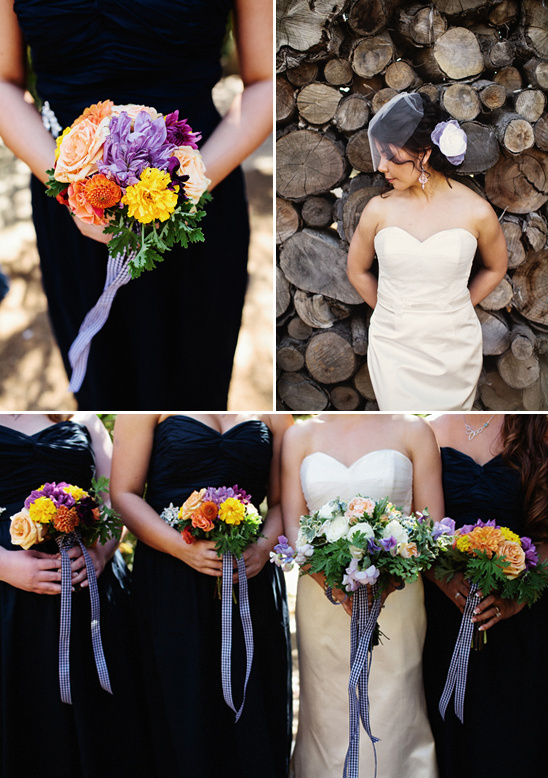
[430,120,467,165]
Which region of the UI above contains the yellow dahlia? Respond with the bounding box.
[28,496,58,524]
[218,498,246,526]
[121,167,178,223]
[64,485,88,501]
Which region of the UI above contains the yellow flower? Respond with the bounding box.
[64,485,88,501]
[121,167,179,223]
[455,534,471,552]
[28,496,58,524]
[500,527,520,544]
[218,498,246,526]
[54,126,72,161]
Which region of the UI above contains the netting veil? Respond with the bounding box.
[367,92,424,171]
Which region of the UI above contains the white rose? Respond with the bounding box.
[383,520,409,544]
[318,501,337,520]
[347,522,374,541]
[439,123,467,157]
[322,515,350,543]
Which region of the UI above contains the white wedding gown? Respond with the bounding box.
[292,449,438,778]
[367,226,482,411]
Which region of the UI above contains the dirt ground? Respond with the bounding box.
[0,77,273,412]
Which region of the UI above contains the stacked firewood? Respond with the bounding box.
[276,0,548,411]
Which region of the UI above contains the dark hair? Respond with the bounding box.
[47,414,74,422]
[501,414,548,543]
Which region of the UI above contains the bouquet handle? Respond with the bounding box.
[438,581,479,723]
[343,584,382,778]
[221,553,254,723]
[56,532,113,704]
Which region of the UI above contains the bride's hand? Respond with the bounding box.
[179,538,223,577]
[0,549,62,594]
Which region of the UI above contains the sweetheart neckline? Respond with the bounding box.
[374,226,478,245]
[0,420,82,440]
[157,415,271,438]
[302,449,412,470]
[441,446,503,469]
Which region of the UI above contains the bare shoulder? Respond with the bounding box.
[262,413,293,437]
[357,193,390,232]
[282,415,321,453]
[427,413,455,444]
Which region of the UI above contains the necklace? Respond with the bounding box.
[464,414,495,441]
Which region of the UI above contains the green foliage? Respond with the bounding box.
[44,172,68,199]
[88,476,123,546]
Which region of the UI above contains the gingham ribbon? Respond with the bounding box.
[56,532,113,704]
[221,553,254,723]
[439,581,479,723]
[68,248,136,393]
[343,583,382,778]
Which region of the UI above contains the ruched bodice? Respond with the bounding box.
[15,0,232,133]
[146,417,273,513]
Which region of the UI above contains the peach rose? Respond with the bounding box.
[497,541,526,579]
[55,116,110,183]
[191,502,217,532]
[10,509,47,550]
[345,497,376,522]
[111,104,159,122]
[67,180,109,225]
[398,542,418,559]
[172,146,210,204]
[72,100,114,128]
[179,488,206,521]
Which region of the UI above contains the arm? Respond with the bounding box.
[468,201,508,307]
[199,0,272,190]
[110,414,223,577]
[346,198,381,308]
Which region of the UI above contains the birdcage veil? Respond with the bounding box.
[367,92,424,171]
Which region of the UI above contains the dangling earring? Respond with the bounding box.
[419,165,428,190]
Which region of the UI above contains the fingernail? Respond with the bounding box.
[473,607,480,614]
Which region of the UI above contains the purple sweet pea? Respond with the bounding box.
[342,558,380,592]
[432,517,456,540]
[164,110,201,149]
[521,536,539,569]
[379,536,397,554]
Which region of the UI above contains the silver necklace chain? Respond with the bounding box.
[464,414,495,441]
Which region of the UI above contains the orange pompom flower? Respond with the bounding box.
[191,501,219,532]
[53,505,80,534]
[83,174,122,209]
[467,526,504,558]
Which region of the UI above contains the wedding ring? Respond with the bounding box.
[495,606,501,618]
[455,592,461,599]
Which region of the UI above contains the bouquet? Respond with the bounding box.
[44,100,210,391]
[436,518,548,722]
[9,479,122,704]
[162,485,262,722]
[271,496,451,778]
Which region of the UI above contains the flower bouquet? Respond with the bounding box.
[45,100,211,391]
[435,518,548,722]
[9,478,122,704]
[271,496,451,778]
[161,485,262,722]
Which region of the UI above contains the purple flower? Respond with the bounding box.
[204,484,252,506]
[521,536,539,569]
[433,517,456,540]
[98,111,176,188]
[167,156,189,197]
[164,110,201,149]
[380,536,397,554]
[24,481,75,509]
[74,496,100,528]
[367,537,382,554]
[342,558,380,592]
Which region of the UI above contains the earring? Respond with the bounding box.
[419,165,428,190]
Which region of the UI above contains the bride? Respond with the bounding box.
[281,413,444,777]
[347,92,508,411]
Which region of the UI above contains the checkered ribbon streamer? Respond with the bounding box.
[68,248,136,393]
[221,553,254,723]
[439,581,479,723]
[343,584,382,778]
[56,532,113,705]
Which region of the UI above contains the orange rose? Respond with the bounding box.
[10,509,47,550]
[497,541,526,579]
[72,100,114,128]
[55,116,110,183]
[67,180,108,225]
[179,489,206,521]
[172,146,210,204]
[191,502,218,532]
[181,526,196,545]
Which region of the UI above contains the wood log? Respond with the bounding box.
[287,316,313,340]
[294,288,353,328]
[347,0,406,38]
[523,58,548,91]
[385,60,420,91]
[441,83,480,121]
[334,94,370,134]
[297,83,342,125]
[276,265,291,318]
[479,368,524,410]
[487,0,519,28]
[279,230,364,304]
[286,62,319,87]
[346,128,374,173]
[493,111,534,154]
[276,0,346,51]
[481,38,514,71]
[417,83,440,104]
[277,371,329,410]
[459,121,499,174]
[475,80,507,111]
[350,75,385,98]
[512,249,548,326]
[354,362,377,400]
[277,338,305,372]
[534,114,548,152]
[301,196,334,228]
[510,321,536,360]
[330,385,361,410]
[276,130,347,199]
[433,28,484,80]
[494,66,522,95]
[501,219,526,269]
[514,89,546,124]
[477,308,511,355]
[371,88,399,114]
[498,350,540,388]
[338,176,386,242]
[478,276,513,311]
[276,197,300,244]
[324,58,353,86]
[522,0,548,60]
[305,331,356,383]
[432,0,488,14]
[524,213,548,252]
[351,313,369,356]
[484,148,548,214]
[351,34,395,79]
[276,77,296,124]
[396,4,446,46]
[523,355,548,410]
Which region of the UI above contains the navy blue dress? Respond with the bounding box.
[423,447,548,777]
[14,0,249,409]
[0,421,151,778]
[131,416,292,777]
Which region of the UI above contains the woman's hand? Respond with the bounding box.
[65,545,109,588]
[73,216,112,244]
[178,538,223,577]
[0,549,62,594]
[235,538,271,582]
[471,591,526,632]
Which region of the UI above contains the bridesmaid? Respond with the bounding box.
[423,413,548,777]
[111,413,293,778]
[0,412,151,778]
[281,413,444,778]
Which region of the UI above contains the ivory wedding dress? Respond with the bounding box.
[292,449,438,778]
[367,227,482,411]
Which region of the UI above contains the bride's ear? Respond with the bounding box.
[421,148,432,168]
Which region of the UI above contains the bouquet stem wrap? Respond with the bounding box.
[68,247,136,393]
[343,583,382,778]
[56,532,113,704]
[221,553,254,723]
[438,581,479,723]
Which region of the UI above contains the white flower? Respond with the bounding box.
[439,123,467,157]
[347,522,375,541]
[295,543,314,564]
[383,520,409,544]
[318,501,337,520]
[322,514,350,542]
